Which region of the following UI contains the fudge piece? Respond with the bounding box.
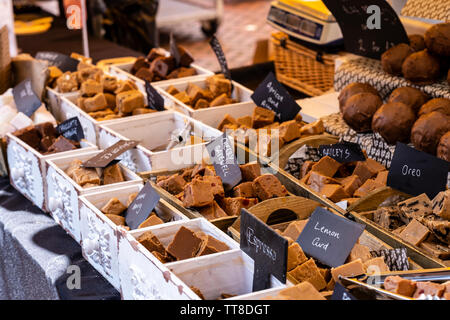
[84,93,108,112]
[365,158,386,175]
[347,243,372,263]
[432,190,450,220]
[116,90,145,114]
[196,232,229,256]
[186,83,206,105]
[282,220,308,241]
[56,72,78,92]
[237,116,252,128]
[383,276,417,297]
[127,192,138,207]
[300,161,315,179]
[210,93,230,107]
[239,162,261,181]
[287,242,308,271]
[80,79,103,97]
[13,126,41,150]
[194,99,209,109]
[183,179,215,207]
[101,198,127,216]
[152,251,175,264]
[352,161,377,184]
[48,136,79,153]
[341,175,362,197]
[198,201,228,220]
[201,175,225,197]
[320,184,350,202]
[299,120,324,135]
[77,67,102,83]
[252,174,288,200]
[66,159,83,178]
[419,241,450,259]
[373,206,404,230]
[105,214,126,226]
[374,170,389,185]
[232,182,256,198]
[206,74,232,97]
[279,120,301,143]
[342,198,360,206]
[221,197,259,216]
[413,281,445,299]
[40,136,55,152]
[137,231,166,255]
[190,286,205,300]
[252,106,276,129]
[398,194,433,222]
[331,259,366,282]
[306,171,339,193]
[277,282,326,300]
[35,122,56,138]
[257,132,284,157]
[173,91,191,105]
[178,46,194,67]
[311,156,341,177]
[419,217,450,244]
[399,219,430,246]
[166,226,203,260]
[364,257,390,274]
[71,166,101,187]
[353,179,384,198]
[102,163,125,185]
[138,214,164,228]
[166,85,179,96]
[157,174,186,195]
[288,258,327,291]
[135,68,153,82]
[132,108,157,115]
[102,76,119,93]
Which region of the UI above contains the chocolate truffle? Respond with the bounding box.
[372,102,416,145]
[437,131,450,162]
[402,50,441,84]
[408,34,426,52]
[424,22,450,57]
[381,43,413,76]
[338,82,380,113]
[418,98,450,117]
[343,92,383,132]
[388,87,429,114]
[411,111,450,154]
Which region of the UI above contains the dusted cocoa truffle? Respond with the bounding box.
[437,131,450,162]
[381,43,413,76]
[418,98,450,117]
[343,92,383,132]
[424,22,450,57]
[338,83,380,113]
[411,111,450,154]
[408,34,426,52]
[372,102,416,145]
[388,87,429,114]
[402,50,441,84]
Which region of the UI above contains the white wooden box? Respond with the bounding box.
[155,76,255,128]
[79,184,188,290]
[6,133,97,211]
[118,218,241,300]
[45,150,143,243]
[98,110,223,172]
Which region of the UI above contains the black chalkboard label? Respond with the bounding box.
[83,140,139,168]
[319,141,366,163]
[12,79,42,117]
[56,117,85,142]
[331,282,357,300]
[206,133,242,191]
[251,72,300,123]
[209,35,232,81]
[125,182,161,230]
[240,209,288,292]
[387,142,449,199]
[296,207,365,268]
[170,33,181,67]
[145,80,165,111]
[322,0,409,59]
[35,51,80,72]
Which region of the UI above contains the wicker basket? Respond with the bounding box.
[272,32,340,97]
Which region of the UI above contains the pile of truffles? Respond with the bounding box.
[218,106,323,156]
[381,23,450,85]
[384,276,450,300]
[137,226,230,264]
[130,46,197,82]
[167,74,236,109]
[65,160,125,189]
[339,82,450,159]
[360,190,450,265]
[156,162,289,220]
[299,155,388,205]
[13,122,80,154]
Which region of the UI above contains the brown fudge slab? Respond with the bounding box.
[138,214,164,228]
[374,170,389,185]
[419,241,450,259]
[105,214,126,226]
[287,242,308,271]
[353,179,384,198]
[116,90,145,114]
[47,136,79,153]
[252,106,276,129]
[443,281,450,293]
[210,93,230,107]
[201,175,225,197]
[183,179,215,207]
[311,156,341,177]
[71,167,101,186]
[364,257,390,274]
[132,108,157,115]
[413,282,446,298]
[398,193,433,221]
[232,182,256,198]
[306,171,339,193]
[352,161,376,184]
[166,226,203,260]
[13,126,41,150]
[35,122,56,138]
[102,163,125,185]
[347,243,372,263]
[278,282,326,300]
[66,159,83,178]
[383,276,417,297]
[252,174,288,200]
[206,75,231,97]
[239,162,261,181]
[288,258,327,291]
[218,114,237,131]
[237,116,252,128]
[282,220,308,241]
[157,173,186,195]
[342,175,362,197]
[299,120,324,135]
[152,251,175,264]
[173,91,191,105]
[101,198,127,216]
[221,197,259,216]
[319,184,350,202]
[279,120,301,143]
[198,201,228,220]
[399,219,430,246]
[366,158,386,174]
[166,85,179,96]
[84,93,108,112]
[331,259,366,282]
[432,190,450,220]
[137,231,166,255]
[374,206,404,230]
[80,79,102,97]
[300,161,315,179]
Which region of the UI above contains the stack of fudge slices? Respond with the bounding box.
[130,46,197,82]
[383,276,450,300]
[156,162,289,220]
[52,63,156,121]
[65,160,125,189]
[217,106,325,157]
[359,191,450,265]
[166,74,237,110]
[298,154,388,205]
